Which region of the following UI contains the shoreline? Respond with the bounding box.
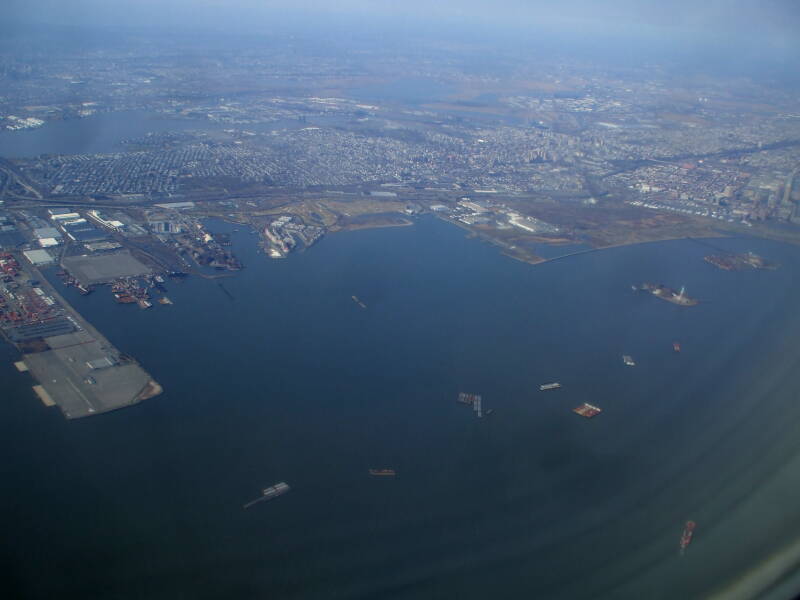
[437,213,744,267]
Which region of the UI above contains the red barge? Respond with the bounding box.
[680,521,695,554]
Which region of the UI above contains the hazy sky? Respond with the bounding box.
[3,0,800,61]
[4,0,799,35]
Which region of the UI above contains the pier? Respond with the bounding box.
[6,255,162,419]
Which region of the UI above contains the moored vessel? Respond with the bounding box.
[540,383,562,391]
[243,481,291,509]
[573,403,602,418]
[457,392,481,405]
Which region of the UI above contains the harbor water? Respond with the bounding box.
[3,217,800,598]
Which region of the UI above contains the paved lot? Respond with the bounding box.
[23,333,152,419]
[62,251,152,286]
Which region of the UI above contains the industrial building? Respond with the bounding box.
[60,219,105,242]
[23,249,55,266]
[32,226,62,241]
[87,210,126,232]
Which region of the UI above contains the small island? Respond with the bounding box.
[704,252,777,271]
[634,283,699,306]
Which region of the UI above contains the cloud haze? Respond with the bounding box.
[2,0,798,74]
[4,0,800,38]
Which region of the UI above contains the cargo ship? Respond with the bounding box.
[622,355,636,367]
[540,383,562,391]
[573,403,602,418]
[673,342,681,353]
[243,481,290,509]
[634,283,699,306]
[679,521,696,554]
[369,469,396,477]
[351,295,367,309]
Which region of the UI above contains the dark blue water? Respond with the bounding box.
[3,219,800,599]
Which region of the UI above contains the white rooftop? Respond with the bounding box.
[23,249,54,265]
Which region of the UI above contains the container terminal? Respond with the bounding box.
[2,251,161,419]
[243,482,291,509]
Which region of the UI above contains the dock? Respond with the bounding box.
[243,496,270,510]
[457,392,484,418]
